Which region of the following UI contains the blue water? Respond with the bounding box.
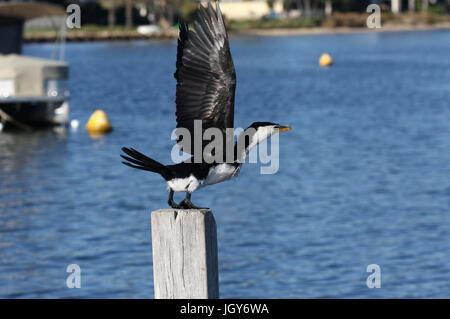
[1,30,450,298]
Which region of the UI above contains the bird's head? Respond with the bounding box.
[234,122,291,162]
[247,122,291,143]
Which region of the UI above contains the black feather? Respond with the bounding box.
[174,2,236,156]
[121,147,175,180]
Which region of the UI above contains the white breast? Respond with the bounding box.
[203,163,239,186]
[167,175,200,193]
[167,164,239,193]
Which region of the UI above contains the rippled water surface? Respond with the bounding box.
[1,30,450,298]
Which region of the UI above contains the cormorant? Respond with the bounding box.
[121,1,291,209]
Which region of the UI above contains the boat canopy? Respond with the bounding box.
[0,2,65,55]
[0,54,68,98]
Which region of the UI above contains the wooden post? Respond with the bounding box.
[422,0,429,12]
[408,0,416,12]
[325,0,332,18]
[151,209,219,299]
[108,0,116,28]
[125,0,133,28]
[391,0,401,14]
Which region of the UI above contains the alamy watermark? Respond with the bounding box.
[66,4,81,29]
[65,4,382,31]
[64,262,383,290]
[66,264,81,288]
[366,264,381,288]
[366,4,381,29]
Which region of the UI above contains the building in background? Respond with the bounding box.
[202,0,283,20]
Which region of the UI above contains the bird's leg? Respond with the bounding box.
[168,190,182,209]
[179,192,209,210]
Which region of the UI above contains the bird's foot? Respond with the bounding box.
[179,200,209,210]
[168,199,183,209]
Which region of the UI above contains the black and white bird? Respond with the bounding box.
[121,1,290,209]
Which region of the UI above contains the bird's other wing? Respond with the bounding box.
[174,1,236,155]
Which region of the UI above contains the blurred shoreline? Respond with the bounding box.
[24,22,450,43]
[24,29,178,43]
[234,22,450,37]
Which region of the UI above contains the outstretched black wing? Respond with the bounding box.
[174,1,236,155]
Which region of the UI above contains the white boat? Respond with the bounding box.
[0,2,69,129]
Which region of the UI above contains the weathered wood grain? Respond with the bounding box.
[151,209,219,299]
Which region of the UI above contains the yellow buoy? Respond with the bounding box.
[86,109,112,135]
[319,53,333,67]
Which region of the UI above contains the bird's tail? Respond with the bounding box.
[120,147,174,180]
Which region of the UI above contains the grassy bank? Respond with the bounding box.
[228,17,322,31]
[24,25,178,42]
[229,12,450,31]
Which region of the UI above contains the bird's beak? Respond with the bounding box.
[278,125,291,132]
